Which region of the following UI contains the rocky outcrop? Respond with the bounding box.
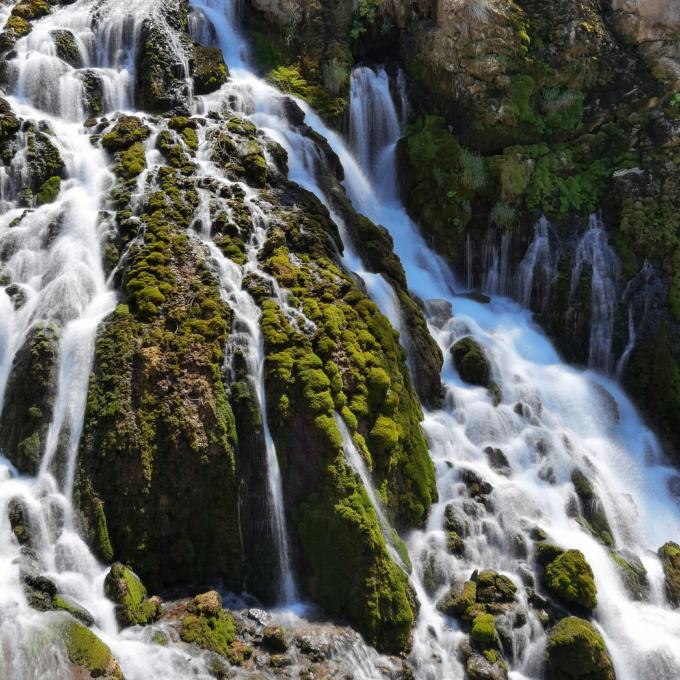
[609,0,680,86]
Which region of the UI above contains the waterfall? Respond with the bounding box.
[340,66,680,679]
[515,216,556,308]
[1,1,680,679]
[570,216,621,374]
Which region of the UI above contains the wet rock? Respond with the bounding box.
[571,469,614,547]
[424,298,453,328]
[191,44,228,95]
[544,616,615,680]
[0,322,60,475]
[544,549,597,611]
[262,624,288,652]
[658,541,680,607]
[8,497,32,545]
[53,595,95,626]
[101,115,151,152]
[610,550,649,601]
[22,572,57,611]
[50,29,81,67]
[474,570,517,605]
[484,447,511,476]
[438,580,477,617]
[104,562,161,627]
[451,337,501,404]
[179,591,239,660]
[59,619,124,680]
[460,468,493,497]
[535,542,564,566]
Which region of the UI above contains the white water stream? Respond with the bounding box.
[1,0,679,678]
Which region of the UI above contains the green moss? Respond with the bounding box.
[545,549,597,610]
[545,617,615,680]
[35,175,61,205]
[62,620,116,676]
[658,542,680,607]
[180,592,237,659]
[438,580,477,617]
[116,141,146,179]
[102,116,151,152]
[268,65,347,121]
[104,562,160,627]
[471,613,497,647]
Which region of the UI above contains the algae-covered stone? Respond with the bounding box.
[179,591,237,659]
[0,322,60,475]
[475,570,517,605]
[545,617,615,680]
[451,337,500,403]
[101,116,151,152]
[60,619,123,679]
[438,580,477,617]
[104,562,161,627]
[8,498,32,546]
[50,29,81,67]
[609,550,649,601]
[545,550,597,610]
[658,541,680,607]
[192,44,228,95]
[471,612,497,647]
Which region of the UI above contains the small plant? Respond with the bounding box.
[460,148,486,191]
[322,59,348,95]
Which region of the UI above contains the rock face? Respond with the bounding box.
[610,0,680,85]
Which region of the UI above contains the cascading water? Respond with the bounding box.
[515,216,556,309]
[570,216,621,374]
[183,6,680,671]
[3,0,680,678]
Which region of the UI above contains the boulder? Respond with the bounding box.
[545,616,615,680]
[104,562,161,627]
[658,541,680,607]
[192,44,228,95]
[545,550,597,611]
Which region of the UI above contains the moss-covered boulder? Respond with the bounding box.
[451,337,500,403]
[8,497,32,546]
[545,617,615,680]
[658,542,680,607]
[438,579,477,618]
[475,570,517,605]
[104,562,161,627]
[471,612,497,648]
[0,323,60,475]
[60,619,123,679]
[0,0,51,51]
[192,44,228,95]
[101,116,151,152]
[179,591,237,660]
[50,29,81,67]
[545,550,597,611]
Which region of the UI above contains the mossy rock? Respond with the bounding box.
[438,580,477,617]
[60,619,123,679]
[535,542,565,566]
[545,550,597,610]
[192,44,228,95]
[545,617,615,680]
[451,337,499,402]
[104,562,161,627]
[53,595,95,626]
[475,570,517,605]
[8,497,32,546]
[658,542,680,607]
[471,612,497,648]
[101,116,151,152]
[50,29,81,67]
[179,591,237,660]
[609,550,649,601]
[35,176,61,205]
